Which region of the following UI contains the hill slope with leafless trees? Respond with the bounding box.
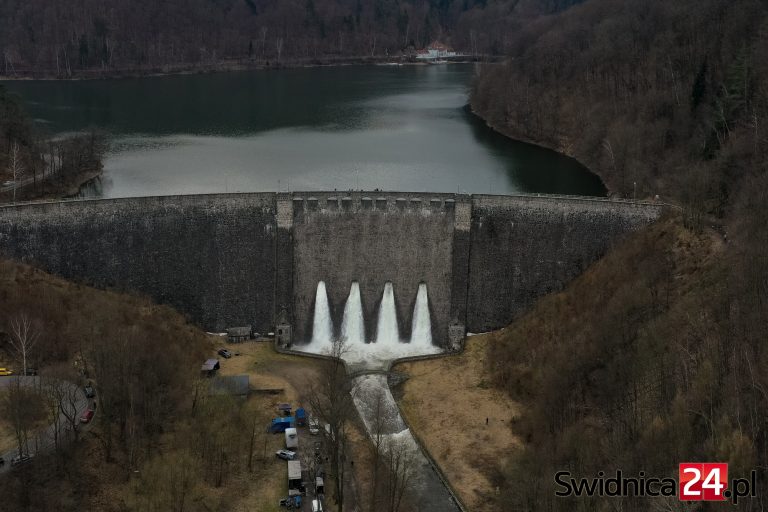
[470,1,768,510]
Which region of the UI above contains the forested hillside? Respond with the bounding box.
[0,0,581,76]
[471,0,768,509]
[472,0,767,210]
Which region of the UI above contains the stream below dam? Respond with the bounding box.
[353,374,462,512]
[297,281,461,511]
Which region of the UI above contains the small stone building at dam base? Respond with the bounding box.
[0,192,664,348]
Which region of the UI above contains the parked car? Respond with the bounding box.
[309,417,320,435]
[80,409,95,424]
[312,499,324,512]
[217,348,232,359]
[275,449,296,461]
[24,368,38,376]
[2,180,15,187]
[84,385,95,398]
[0,368,13,376]
[11,454,32,466]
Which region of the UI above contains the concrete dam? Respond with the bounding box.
[0,192,664,349]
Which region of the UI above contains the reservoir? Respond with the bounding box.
[3,64,605,198]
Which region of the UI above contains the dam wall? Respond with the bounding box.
[0,194,277,332]
[290,192,460,343]
[466,195,664,333]
[0,192,665,343]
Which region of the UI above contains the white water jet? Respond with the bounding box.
[375,282,400,345]
[410,283,433,347]
[296,280,441,371]
[311,281,334,347]
[340,281,365,345]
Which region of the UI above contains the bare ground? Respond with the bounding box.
[392,334,522,511]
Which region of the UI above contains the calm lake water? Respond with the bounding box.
[4,64,605,197]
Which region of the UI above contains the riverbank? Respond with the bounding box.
[392,335,521,512]
[0,55,494,81]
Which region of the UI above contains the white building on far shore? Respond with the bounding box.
[415,42,457,61]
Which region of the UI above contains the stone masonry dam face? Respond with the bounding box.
[0,192,664,347]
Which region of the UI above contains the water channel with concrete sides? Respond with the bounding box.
[296,281,462,512]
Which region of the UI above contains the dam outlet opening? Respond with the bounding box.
[295,280,442,370]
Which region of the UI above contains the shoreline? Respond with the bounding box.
[0,55,497,82]
[467,102,617,198]
[3,165,103,204]
[61,167,103,198]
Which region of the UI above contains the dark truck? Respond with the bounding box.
[295,407,307,426]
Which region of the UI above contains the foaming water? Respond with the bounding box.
[375,282,400,346]
[299,281,441,370]
[311,281,334,345]
[351,373,460,511]
[353,374,407,433]
[410,283,432,347]
[340,281,365,344]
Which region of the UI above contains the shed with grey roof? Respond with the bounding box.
[201,359,220,376]
[226,326,252,343]
[208,374,250,396]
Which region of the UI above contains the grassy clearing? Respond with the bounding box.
[213,340,324,511]
[393,335,521,511]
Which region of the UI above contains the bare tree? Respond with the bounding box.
[8,141,24,202]
[133,451,201,512]
[9,312,40,375]
[190,376,209,415]
[1,378,45,457]
[383,435,416,512]
[366,386,393,511]
[58,379,83,442]
[2,378,28,456]
[307,339,356,511]
[41,376,67,453]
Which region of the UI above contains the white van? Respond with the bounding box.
[312,499,323,512]
[285,427,298,449]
